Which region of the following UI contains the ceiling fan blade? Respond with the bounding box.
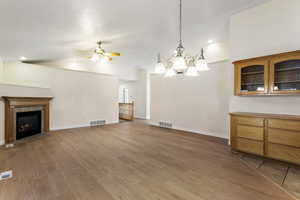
[57,39,112,46]
[21,59,57,64]
[105,52,121,57]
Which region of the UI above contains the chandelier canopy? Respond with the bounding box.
[154,0,210,77]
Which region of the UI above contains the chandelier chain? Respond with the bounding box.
[179,0,183,47]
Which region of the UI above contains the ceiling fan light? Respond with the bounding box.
[154,62,166,74]
[185,66,199,76]
[164,68,176,77]
[196,59,210,71]
[100,56,110,63]
[172,56,187,71]
[91,53,100,62]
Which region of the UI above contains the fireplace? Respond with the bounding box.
[2,96,53,144]
[16,107,43,140]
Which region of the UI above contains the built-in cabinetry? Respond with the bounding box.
[230,112,300,165]
[234,50,300,96]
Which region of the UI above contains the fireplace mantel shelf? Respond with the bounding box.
[3,96,53,144]
[2,96,53,100]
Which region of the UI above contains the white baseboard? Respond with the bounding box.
[149,122,229,140]
[50,120,120,131]
[50,124,90,131]
[0,139,4,146]
[134,115,147,120]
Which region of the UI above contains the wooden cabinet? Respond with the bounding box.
[235,59,269,96]
[119,102,134,121]
[270,53,300,94]
[234,50,300,96]
[230,112,300,165]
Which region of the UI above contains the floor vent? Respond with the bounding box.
[90,120,106,127]
[159,122,173,129]
[0,170,13,181]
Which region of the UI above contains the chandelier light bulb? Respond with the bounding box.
[185,66,199,76]
[172,56,187,71]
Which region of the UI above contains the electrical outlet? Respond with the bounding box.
[0,170,13,181]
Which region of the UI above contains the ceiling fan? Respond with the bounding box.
[90,41,121,62]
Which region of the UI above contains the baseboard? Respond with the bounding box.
[0,139,4,146]
[134,116,147,120]
[50,124,90,131]
[50,120,120,131]
[149,122,229,140]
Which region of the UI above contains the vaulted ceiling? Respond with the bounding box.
[0,0,269,72]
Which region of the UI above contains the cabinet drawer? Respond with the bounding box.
[268,119,300,131]
[267,143,300,165]
[235,138,264,155]
[236,125,264,141]
[235,117,264,127]
[268,129,300,148]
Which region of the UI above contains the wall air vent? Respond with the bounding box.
[90,120,106,127]
[159,122,173,129]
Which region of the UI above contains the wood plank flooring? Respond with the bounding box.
[0,120,296,200]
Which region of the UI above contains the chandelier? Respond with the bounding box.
[154,0,210,77]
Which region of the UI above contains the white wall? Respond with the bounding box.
[0,58,3,82]
[229,0,300,115]
[230,0,300,61]
[134,69,148,119]
[0,62,119,144]
[150,61,231,139]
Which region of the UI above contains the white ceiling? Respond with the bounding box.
[0,0,269,71]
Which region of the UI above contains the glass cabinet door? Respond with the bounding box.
[235,60,269,95]
[270,55,300,94]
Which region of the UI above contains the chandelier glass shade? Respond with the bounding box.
[154,0,210,77]
[154,53,166,74]
[154,62,166,74]
[196,59,209,71]
[185,65,199,77]
[172,56,187,72]
[164,67,177,77]
[196,48,209,71]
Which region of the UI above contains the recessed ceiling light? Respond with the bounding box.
[208,40,213,44]
[20,56,27,61]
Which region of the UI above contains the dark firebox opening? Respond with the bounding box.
[16,111,42,140]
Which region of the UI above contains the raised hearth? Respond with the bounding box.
[2,96,53,144]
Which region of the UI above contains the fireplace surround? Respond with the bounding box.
[2,96,53,144]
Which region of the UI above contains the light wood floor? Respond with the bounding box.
[0,120,296,200]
